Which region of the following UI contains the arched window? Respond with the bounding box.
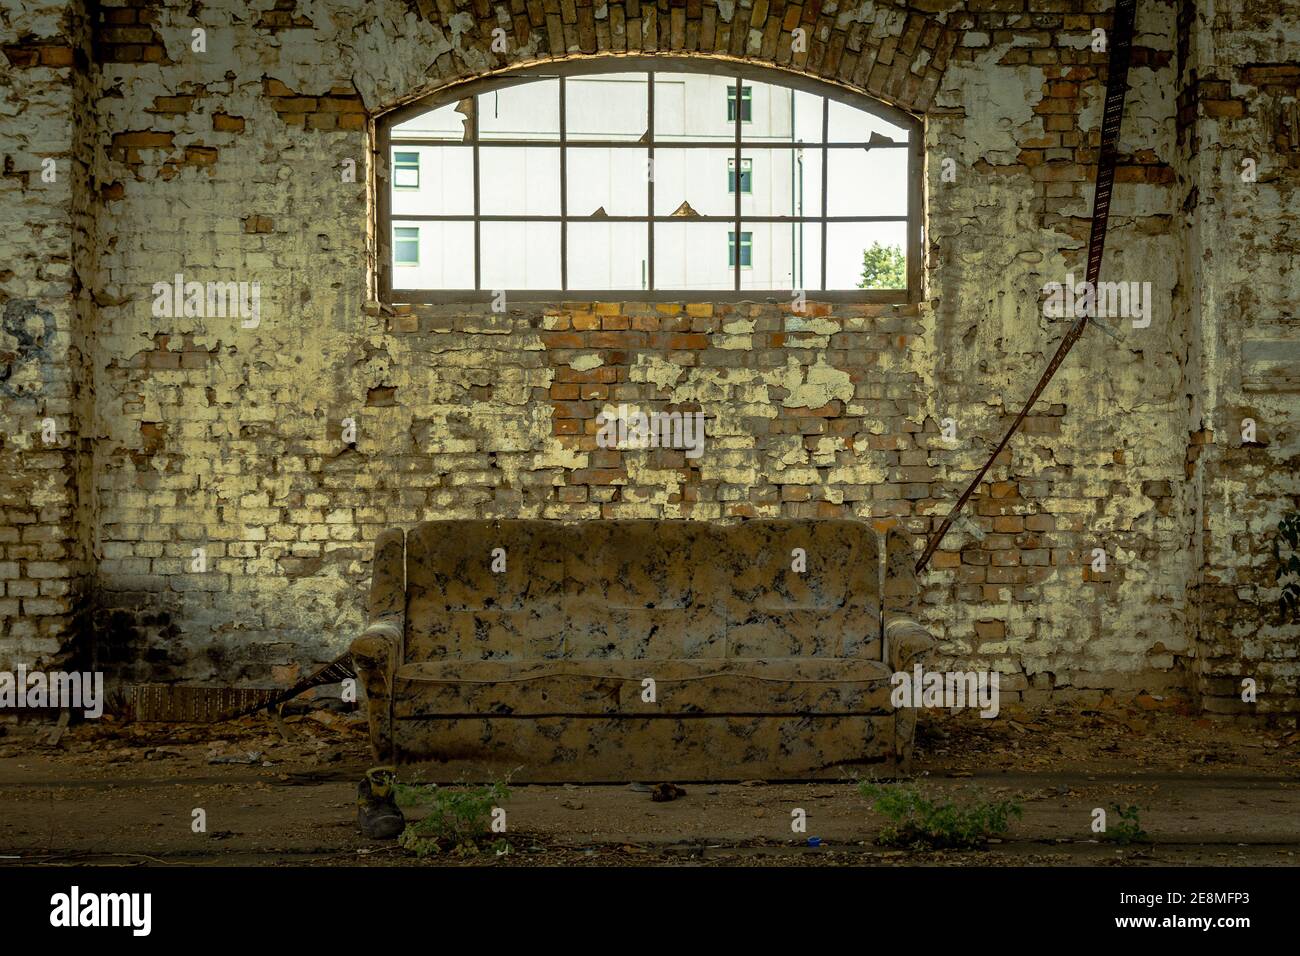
[377,59,921,303]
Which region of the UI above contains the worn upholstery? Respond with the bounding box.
[351,518,935,781]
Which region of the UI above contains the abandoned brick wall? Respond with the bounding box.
[0,0,1294,721]
[0,0,92,670]
[1176,0,1300,722]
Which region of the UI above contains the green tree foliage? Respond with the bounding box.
[858,242,906,290]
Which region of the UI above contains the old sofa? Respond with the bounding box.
[351,519,936,782]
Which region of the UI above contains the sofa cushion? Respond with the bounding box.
[721,519,881,658]
[401,519,883,663]
[405,519,567,660]
[563,520,727,659]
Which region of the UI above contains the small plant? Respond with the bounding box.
[396,780,510,857]
[1273,510,1300,622]
[859,782,1022,849]
[1104,804,1148,845]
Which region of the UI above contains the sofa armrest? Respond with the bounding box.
[352,528,406,688]
[351,620,402,693]
[885,614,938,673]
[350,528,405,761]
[366,528,406,642]
[881,525,937,671]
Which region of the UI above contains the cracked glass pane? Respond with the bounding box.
[479,78,559,141]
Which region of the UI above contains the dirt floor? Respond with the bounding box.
[2,698,1297,867]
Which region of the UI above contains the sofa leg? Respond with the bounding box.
[368,703,394,764]
[893,707,919,773]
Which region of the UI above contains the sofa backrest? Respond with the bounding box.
[402,519,881,662]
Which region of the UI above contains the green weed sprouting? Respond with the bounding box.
[396,780,510,857]
[1104,804,1148,845]
[859,781,1022,850]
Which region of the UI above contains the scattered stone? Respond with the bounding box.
[650,782,686,802]
[208,751,262,765]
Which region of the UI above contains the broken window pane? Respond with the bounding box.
[567,147,648,216]
[391,99,470,141]
[652,147,737,216]
[478,79,559,141]
[653,71,739,140]
[567,73,648,140]
[826,97,912,145]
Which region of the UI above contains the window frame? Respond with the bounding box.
[727,157,753,195]
[393,225,420,266]
[727,83,753,123]
[729,230,753,269]
[376,57,923,305]
[392,150,420,189]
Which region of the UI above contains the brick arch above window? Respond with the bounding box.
[377,1,959,119]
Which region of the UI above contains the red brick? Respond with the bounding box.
[39,46,74,67]
[112,131,174,148]
[1203,100,1244,118]
[666,333,709,349]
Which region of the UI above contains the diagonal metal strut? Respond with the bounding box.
[916,0,1139,574]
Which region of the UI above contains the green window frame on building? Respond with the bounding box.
[728,231,752,268]
[727,157,753,194]
[726,84,752,122]
[394,226,420,265]
[394,151,420,189]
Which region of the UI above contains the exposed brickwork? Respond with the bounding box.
[1173,1,1300,723]
[0,0,92,671]
[91,0,171,64]
[1,0,1296,722]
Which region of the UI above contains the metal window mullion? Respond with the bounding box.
[820,97,829,292]
[734,77,742,290]
[392,137,909,149]
[560,77,568,292]
[647,70,655,292]
[390,214,905,223]
[377,119,391,301]
[472,99,481,291]
[907,126,922,301]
